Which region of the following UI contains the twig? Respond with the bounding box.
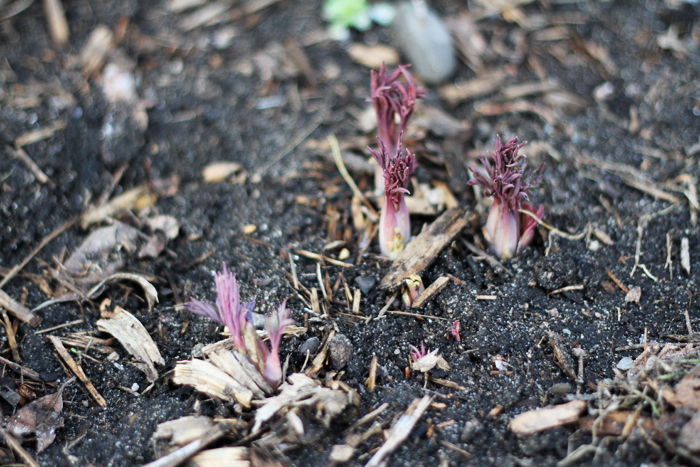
[0,354,42,381]
[0,425,40,467]
[365,395,433,467]
[519,209,589,241]
[384,310,451,321]
[374,293,397,321]
[664,231,673,280]
[258,113,323,175]
[346,403,389,433]
[0,288,41,326]
[549,285,584,296]
[461,240,513,276]
[294,249,354,268]
[328,133,378,218]
[48,335,107,407]
[1,310,20,362]
[0,216,79,288]
[42,0,69,45]
[6,145,52,185]
[606,270,628,294]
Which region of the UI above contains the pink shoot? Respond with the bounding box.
[450,320,461,342]
[468,135,545,259]
[368,136,415,259]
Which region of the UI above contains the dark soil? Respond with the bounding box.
[1,0,700,466]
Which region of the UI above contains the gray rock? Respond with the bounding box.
[460,418,482,442]
[616,356,634,371]
[250,312,266,330]
[392,1,456,84]
[549,383,572,395]
[329,334,354,370]
[355,276,376,295]
[299,337,321,356]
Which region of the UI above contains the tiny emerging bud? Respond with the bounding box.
[468,135,545,259]
[402,274,425,307]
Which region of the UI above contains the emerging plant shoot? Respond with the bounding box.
[368,136,415,259]
[468,135,545,259]
[369,63,424,191]
[184,265,294,387]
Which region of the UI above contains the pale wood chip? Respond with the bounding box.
[347,44,399,69]
[439,71,507,104]
[173,359,254,408]
[190,447,249,467]
[509,400,587,436]
[203,162,242,183]
[96,307,164,382]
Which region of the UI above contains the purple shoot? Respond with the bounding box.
[368,136,415,259]
[370,63,425,159]
[468,135,545,259]
[260,302,295,387]
[450,320,461,342]
[184,264,254,354]
[410,341,427,362]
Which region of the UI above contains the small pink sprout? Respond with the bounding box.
[402,274,425,307]
[450,320,461,342]
[410,341,427,362]
[468,135,545,259]
[184,265,294,388]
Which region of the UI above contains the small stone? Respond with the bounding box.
[616,356,634,371]
[355,276,376,295]
[329,334,354,370]
[625,286,641,305]
[460,419,482,442]
[299,337,321,356]
[338,248,350,260]
[131,383,139,392]
[549,383,572,395]
[392,2,455,84]
[588,239,600,252]
[250,312,266,330]
[191,343,204,359]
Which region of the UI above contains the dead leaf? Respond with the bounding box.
[412,349,450,373]
[7,377,74,452]
[509,400,587,436]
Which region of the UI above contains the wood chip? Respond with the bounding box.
[14,121,66,149]
[548,331,576,381]
[80,25,114,77]
[347,44,399,69]
[365,395,433,467]
[0,355,42,382]
[173,359,254,408]
[0,288,41,326]
[206,348,272,398]
[144,423,226,467]
[203,162,242,182]
[439,71,507,104]
[190,447,249,467]
[47,336,106,407]
[42,0,69,45]
[411,275,450,309]
[381,208,472,289]
[509,400,587,436]
[96,307,164,382]
[681,237,691,275]
[365,356,378,391]
[6,146,51,185]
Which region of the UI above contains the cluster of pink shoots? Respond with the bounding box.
[185,264,294,387]
[468,136,545,259]
[368,64,424,259]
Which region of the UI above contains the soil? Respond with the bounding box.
[1,0,700,466]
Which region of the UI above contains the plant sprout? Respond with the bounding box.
[368,136,415,259]
[184,265,294,387]
[468,135,545,259]
[322,0,396,41]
